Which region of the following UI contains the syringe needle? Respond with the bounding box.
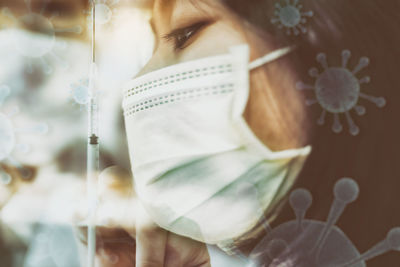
[87,1,98,267]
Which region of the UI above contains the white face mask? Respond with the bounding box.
[122,45,311,246]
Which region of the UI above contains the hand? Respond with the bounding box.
[76,166,211,267]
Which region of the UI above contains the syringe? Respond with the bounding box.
[87,1,99,267]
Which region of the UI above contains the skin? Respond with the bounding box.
[80,0,309,266]
[77,166,211,267]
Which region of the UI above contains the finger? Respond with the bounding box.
[98,166,135,198]
[136,203,168,267]
[97,238,135,267]
[96,166,138,231]
[97,248,120,267]
[164,247,183,267]
[77,166,136,248]
[194,262,212,267]
[94,225,136,266]
[74,166,134,228]
[166,233,210,267]
[192,250,211,267]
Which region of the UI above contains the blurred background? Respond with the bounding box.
[0,0,154,266]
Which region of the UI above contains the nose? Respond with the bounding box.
[134,48,177,78]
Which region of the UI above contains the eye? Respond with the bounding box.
[163,21,210,51]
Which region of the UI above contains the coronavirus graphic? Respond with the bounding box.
[1,0,82,74]
[0,85,10,105]
[70,78,90,110]
[245,178,400,267]
[0,172,12,186]
[296,50,386,136]
[24,226,82,267]
[25,225,134,267]
[271,0,313,35]
[70,78,103,111]
[0,86,48,181]
[86,0,121,26]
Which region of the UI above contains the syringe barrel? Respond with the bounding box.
[88,62,99,137]
[86,141,99,267]
[87,60,99,267]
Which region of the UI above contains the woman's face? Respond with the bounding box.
[141,0,310,150]
[140,0,247,74]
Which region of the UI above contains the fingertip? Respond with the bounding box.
[164,245,183,267]
[135,204,168,267]
[98,166,134,197]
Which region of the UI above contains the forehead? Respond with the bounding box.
[152,0,218,29]
[151,0,176,32]
[153,0,176,15]
[152,0,202,33]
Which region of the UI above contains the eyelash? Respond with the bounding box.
[163,21,210,51]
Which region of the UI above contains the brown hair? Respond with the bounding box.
[222,0,400,265]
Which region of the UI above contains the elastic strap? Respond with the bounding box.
[248,46,295,70]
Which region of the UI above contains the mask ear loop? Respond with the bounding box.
[238,45,311,159]
[248,46,295,70]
